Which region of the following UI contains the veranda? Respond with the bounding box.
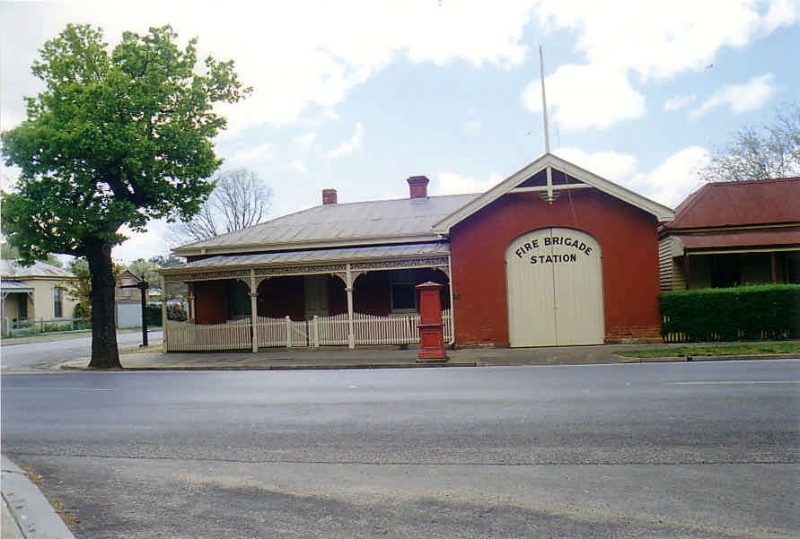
[159,252,454,352]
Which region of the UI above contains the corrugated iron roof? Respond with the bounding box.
[0,281,35,292]
[677,227,800,250]
[667,177,800,230]
[0,259,73,279]
[174,194,478,256]
[170,243,450,273]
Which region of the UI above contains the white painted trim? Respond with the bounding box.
[511,183,592,194]
[433,153,674,234]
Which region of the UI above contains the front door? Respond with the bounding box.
[506,228,604,346]
[304,275,329,318]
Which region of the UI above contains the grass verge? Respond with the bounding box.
[616,342,800,358]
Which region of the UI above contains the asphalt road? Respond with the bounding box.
[1,330,163,373]
[2,359,798,538]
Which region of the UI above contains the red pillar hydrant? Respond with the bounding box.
[416,281,447,362]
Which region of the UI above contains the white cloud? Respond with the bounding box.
[553,148,638,181]
[434,172,503,195]
[691,74,776,117]
[664,95,696,112]
[294,132,317,149]
[553,145,711,208]
[764,0,800,33]
[2,1,538,134]
[286,160,308,175]
[113,220,174,264]
[326,122,364,159]
[522,64,645,131]
[228,143,274,166]
[631,146,711,208]
[534,0,797,80]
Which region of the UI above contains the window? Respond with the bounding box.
[54,287,63,318]
[390,270,417,312]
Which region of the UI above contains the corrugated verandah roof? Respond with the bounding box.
[676,227,800,251]
[163,243,450,275]
[174,194,478,257]
[0,281,35,292]
[665,177,800,230]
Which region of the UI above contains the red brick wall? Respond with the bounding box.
[450,189,662,346]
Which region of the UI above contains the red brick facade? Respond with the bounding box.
[449,189,662,345]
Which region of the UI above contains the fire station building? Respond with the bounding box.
[161,153,674,351]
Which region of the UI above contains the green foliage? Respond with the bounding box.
[126,258,161,283]
[660,284,800,342]
[66,257,123,318]
[144,303,187,326]
[1,23,251,263]
[1,23,249,367]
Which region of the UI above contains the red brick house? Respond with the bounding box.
[161,153,673,351]
[659,177,800,291]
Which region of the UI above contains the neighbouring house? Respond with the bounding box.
[1,259,78,331]
[116,270,149,328]
[659,177,800,291]
[161,153,674,352]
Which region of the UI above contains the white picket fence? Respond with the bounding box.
[165,310,453,352]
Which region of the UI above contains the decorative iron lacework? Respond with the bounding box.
[164,256,450,283]
[254,263,348,279]
[164,269,250,283]
[353,257,449,271]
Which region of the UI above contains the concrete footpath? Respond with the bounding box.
[58,341,800,371]
[58,341,726,371]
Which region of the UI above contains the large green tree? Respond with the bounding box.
[1,24,250,368]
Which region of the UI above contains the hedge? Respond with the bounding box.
[659,284,800,342]
[144,304,188,326]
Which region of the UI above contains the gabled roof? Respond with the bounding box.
[433,153,674,234]
[665,177,800,230]
[0,259,73,279]
[174,194,478,257]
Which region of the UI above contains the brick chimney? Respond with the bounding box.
[407,175,429,199]
[322,188,338,205]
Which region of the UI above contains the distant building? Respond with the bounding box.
[116,270,149,328]
[161,153,674,352]
[659,177,800,290]
[0,259,77,324]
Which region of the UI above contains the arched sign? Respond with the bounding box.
[506,228,604,346]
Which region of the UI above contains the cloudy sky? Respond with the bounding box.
[1,0,798,263]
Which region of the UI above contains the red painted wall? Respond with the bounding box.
[193,281,229,324]
[450,189,662,346]
[257,276,306,321]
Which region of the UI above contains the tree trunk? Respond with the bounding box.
[86,242,121,368]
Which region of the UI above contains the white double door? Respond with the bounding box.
[506,228,604,347]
